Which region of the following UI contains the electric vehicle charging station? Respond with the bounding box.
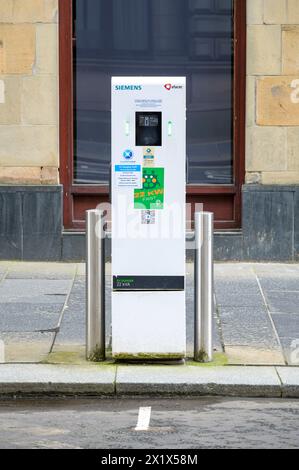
[111,77,186,360]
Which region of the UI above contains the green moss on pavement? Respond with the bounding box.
[43,348,227,368]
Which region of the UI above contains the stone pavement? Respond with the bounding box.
[0,262,298,365]
[0,364,298,398]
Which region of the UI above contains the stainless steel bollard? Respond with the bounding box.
[86,210,105,361]
[194,212,214,362]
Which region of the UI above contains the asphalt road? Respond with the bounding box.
[0,398,298,450]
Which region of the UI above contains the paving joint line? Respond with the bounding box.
[254,271,288,366]
[0,267,9,285]
[214,293,226,353]
[266,290,299,294]
[48,266,78,354]
[270,311,299,316]
[274,366,284,398]
[114,365,118,395]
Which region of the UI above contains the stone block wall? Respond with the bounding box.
[0,0,59,185]
[1,1,298,188]
[247,0,299,185]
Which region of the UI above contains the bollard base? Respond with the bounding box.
[87,346,106,363]
[194,349,213,364]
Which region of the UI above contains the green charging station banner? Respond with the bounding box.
[134,168,164,210]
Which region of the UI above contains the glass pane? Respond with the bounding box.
[74,0,234,185]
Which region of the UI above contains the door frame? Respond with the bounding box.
[59,0,246,230]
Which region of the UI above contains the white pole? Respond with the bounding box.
[86,210,105,361]
[194,212,214,362]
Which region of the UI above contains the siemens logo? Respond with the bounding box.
[115,85,142,91]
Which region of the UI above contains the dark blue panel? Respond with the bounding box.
[295,188,299,260]
[0,191,22,260]
[243,186,294,261]
[22,189,62,261]
[0,186,62,262]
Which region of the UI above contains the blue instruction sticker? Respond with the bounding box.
[115,165,142,188]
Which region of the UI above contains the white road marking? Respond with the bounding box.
[135,407,152,431]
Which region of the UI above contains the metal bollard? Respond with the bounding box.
[194,212,214,362]
[86,210,105,361]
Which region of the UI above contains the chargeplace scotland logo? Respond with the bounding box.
[123,150,134,160]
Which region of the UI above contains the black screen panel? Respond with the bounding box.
[136,112,162,147]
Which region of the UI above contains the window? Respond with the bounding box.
[59,0,246,229]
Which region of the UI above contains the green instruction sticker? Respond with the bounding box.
[134,168,164,210]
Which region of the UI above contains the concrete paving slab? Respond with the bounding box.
[54,277,89,345]
[0,280,72,304]
[0,265,8,275]
[46,345,86,365]
[215,280,264,308]
[276,367,299,398]
[0,262,9,269]
[0,332,54,363]
[54,272,108,352]
[214,263,255,278]
[0,303,63,332]
[271,314,299,338]
[0,268,8,285]
[76,264,86,276]
[116,365,282,397]
[225,346,285,366]
[258,275,299,293]
[265,292,299,314]
[56,321,86,345]
[253,264,299,275]
[4,263,77,278]
[276,337,299,365]
[0,364,116,395]
[219,306,280,349]
[5,273,75,280]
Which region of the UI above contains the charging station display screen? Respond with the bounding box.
[136,112,162,147]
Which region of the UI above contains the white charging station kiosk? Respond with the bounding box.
[111,77,186,360]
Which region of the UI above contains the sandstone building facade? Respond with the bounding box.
[0,0,298,261]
